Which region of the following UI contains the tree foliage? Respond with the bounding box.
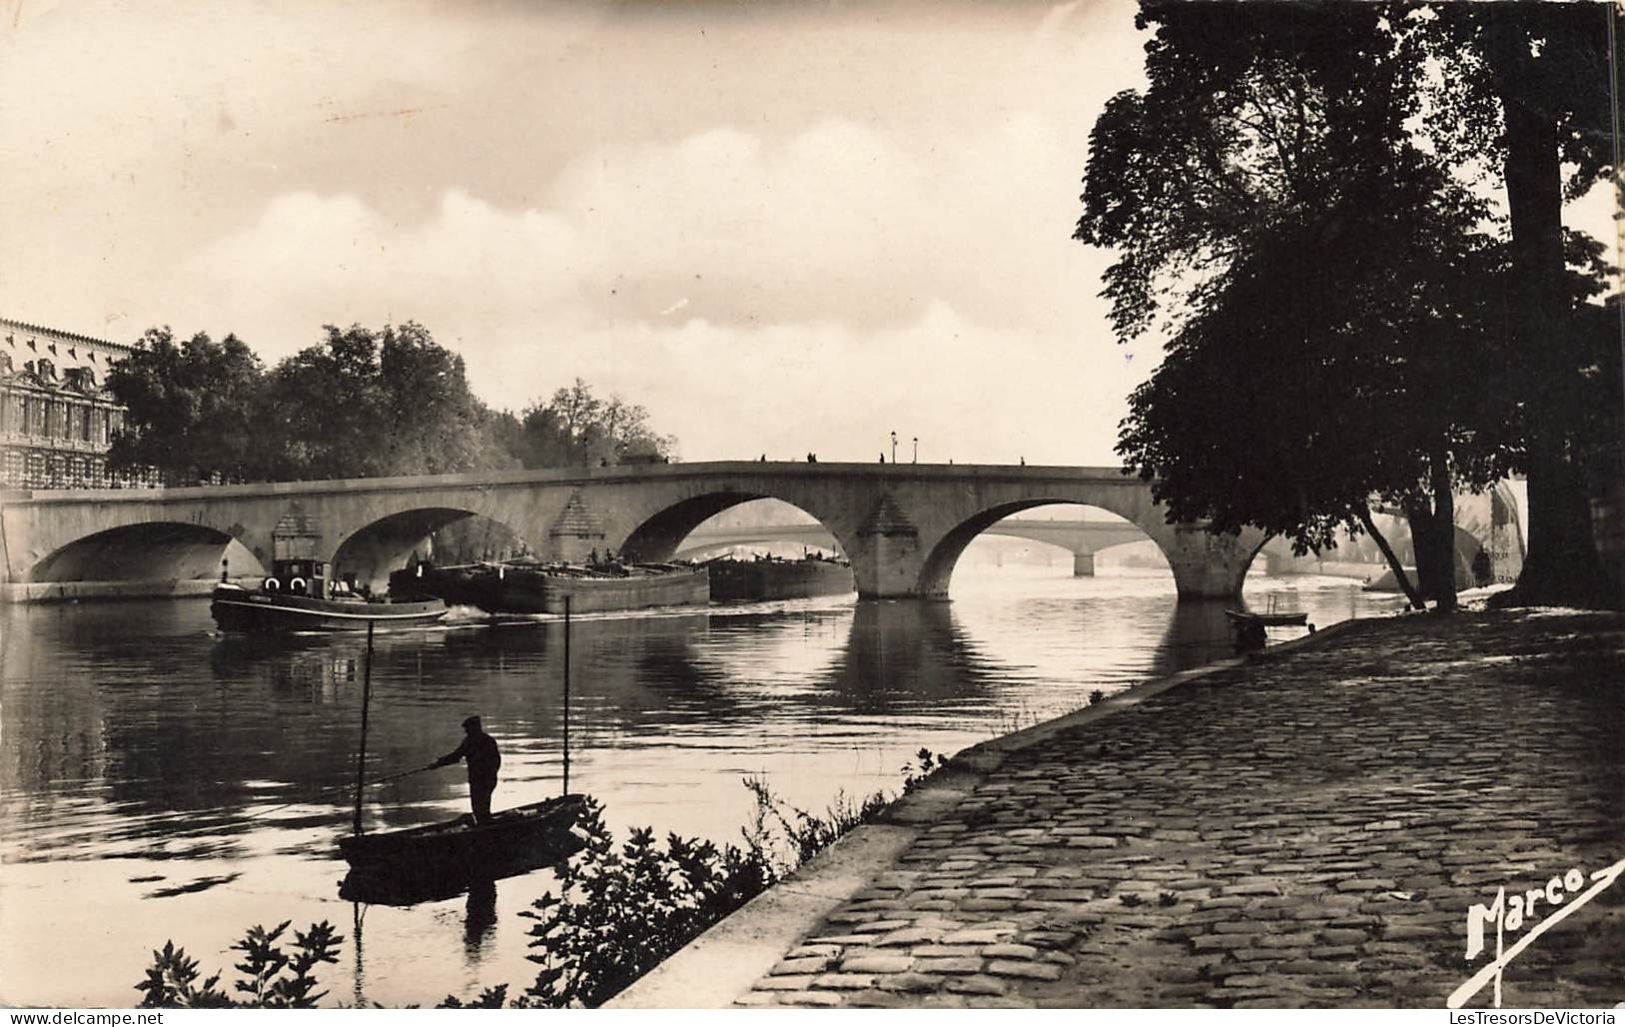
[508,378,677,469]
[1078,1,1525,608]
[1402,2,1622,606]
[105,328,268,483]
[260,322,513,480]
[106,323,678,484]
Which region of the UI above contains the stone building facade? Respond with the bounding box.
[0,317,157,490]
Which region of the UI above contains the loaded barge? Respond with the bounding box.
[390,559,709,615]
[705,554,854,602]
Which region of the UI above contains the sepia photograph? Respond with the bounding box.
[1,0,1622,1013]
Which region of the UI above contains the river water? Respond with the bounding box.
[0,564,1405,1007]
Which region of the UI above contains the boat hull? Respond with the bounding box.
[210,585,448,632]
[338,794,590,903]
[390,563,710,615]
[707,559,854,602]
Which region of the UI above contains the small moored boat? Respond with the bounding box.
[1224,607,1309,627]
[212,559,447,632]
[338,794,590,902]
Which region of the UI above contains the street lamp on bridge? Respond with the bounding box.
[890,431,897,465]
[912,437,918,463]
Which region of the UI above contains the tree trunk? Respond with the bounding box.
[1358,505,1426,611]
[1421,451,1458,611]
[1404,499,1452,611]
[1487,11,1617,608]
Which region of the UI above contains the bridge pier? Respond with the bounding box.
[1161,525,1263,600]
[1072,551,1095,577]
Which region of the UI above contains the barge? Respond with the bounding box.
[705,555,854,602]
[390,559,710,615]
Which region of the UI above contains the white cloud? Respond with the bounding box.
[172,111,1133,464]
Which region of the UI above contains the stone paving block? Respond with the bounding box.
[874,972,946,994]
[787,944,843,960]
[770,956,835,975]
[811,973,876,991]
[942,972,1009,996]
[755,975,816,991]
[941,927,1016,944]
[980,942,1040,959]
[850,918,913,933]
[840,954,915,974]
[874,927,941,947]
[913,957,984,975]
[1066,835,1121,848]
[986,959,1063,981]
[776,990,844,1007]
[911,944,982,958]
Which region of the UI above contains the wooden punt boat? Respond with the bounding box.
[1224,607,1309,627]
[338,794,590,902]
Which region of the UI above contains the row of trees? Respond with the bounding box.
[105,323,675,483]
[1078,2,1623,610]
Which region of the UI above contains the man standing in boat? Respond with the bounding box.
[432,715,501,825]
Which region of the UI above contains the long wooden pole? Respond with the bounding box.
[353,620,375,837]
[562,596,571,798]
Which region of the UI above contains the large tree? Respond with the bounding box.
[510,378,676,469]
[261,323,517,480]
[106,327,269,483]
[1401,3,1621,607]
[1077,2,1520,610]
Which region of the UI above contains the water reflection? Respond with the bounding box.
[464,879,498,963]
[0,568,1399,1006]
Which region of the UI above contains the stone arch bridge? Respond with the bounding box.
[0,462,1268,601]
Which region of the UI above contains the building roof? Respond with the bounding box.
[0,317,134,356]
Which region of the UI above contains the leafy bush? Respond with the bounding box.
[516,799,774,1008]
[137,921,341,1008]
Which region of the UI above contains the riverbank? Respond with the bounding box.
[613,606,1625,1009]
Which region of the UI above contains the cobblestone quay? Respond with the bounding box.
[736,610,1625,1008]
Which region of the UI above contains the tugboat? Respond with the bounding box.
[211,558,448,632]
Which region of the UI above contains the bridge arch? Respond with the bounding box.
[331,507,534,593]
[28,522,266,586]
[917,501,1170,597]
[617,491,859,568]
[915,497,1268,601]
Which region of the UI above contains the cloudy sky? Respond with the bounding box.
[0,1,1611,465]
